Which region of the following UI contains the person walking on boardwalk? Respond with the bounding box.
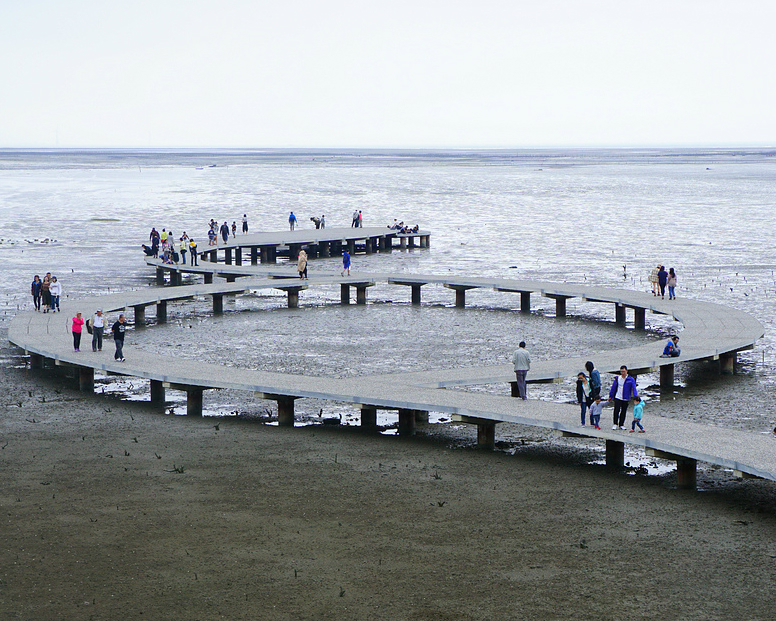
[189,239,198,266]
[231,221,237,238]
[351,210,359,227]
[289,211,297,231]
[179,236,187,265]
[585,361,601,401]
[608,365,637,429]
[667,267,677,300]
[630,396,645,433]
[220,221,230,244]
[112,314,127,361]
[576,372,591,425]
[91,309,106,352]
[41,273,52,313]
[297,249,308,279]
[242,214,248,234]
[588,395,603,429]
[657,265,668,299]
[512,341,530,400]
[341,250,351,276]
[71,312,84,351]
[649,264,660,296]
[49,276,61,312]
[31,275,42,311]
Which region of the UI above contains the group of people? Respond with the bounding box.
[387,219,420,234]
[513,345,646,433]
[145,228,199,266]
[649,264,677,300]
[30,272,61,313]
[578,363,645,432]
[70,309,128,360]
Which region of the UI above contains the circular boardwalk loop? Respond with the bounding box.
[9,249,772,489]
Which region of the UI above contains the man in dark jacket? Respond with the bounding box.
[112,314,127,361]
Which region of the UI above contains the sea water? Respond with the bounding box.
[1,148,774,432]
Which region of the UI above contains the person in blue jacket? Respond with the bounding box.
[585,360,601,400]
[662,336,680,357]
[608,365,638,430]
[289,211,297,231]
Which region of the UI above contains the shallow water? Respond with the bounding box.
[2,148,775,433]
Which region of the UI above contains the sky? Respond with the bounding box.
[1,0,774,148]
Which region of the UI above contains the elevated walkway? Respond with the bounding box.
[8,273,771,489]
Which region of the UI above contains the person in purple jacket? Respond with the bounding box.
[608,365,638,430]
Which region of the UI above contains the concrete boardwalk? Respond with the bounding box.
[8,273,773,487]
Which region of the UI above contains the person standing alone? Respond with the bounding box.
[512,341,530,400]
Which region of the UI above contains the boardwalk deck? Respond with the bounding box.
[8,270,772,487]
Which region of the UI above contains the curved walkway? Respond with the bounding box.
[8,272,773,486]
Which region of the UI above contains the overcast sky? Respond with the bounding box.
[1,0,774,148]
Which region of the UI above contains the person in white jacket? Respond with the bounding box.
[48,276,62,312]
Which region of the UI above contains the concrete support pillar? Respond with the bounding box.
[455,289,466,308]
[289,245,300,261]
[615,304,626,326]
[213,294,223,315]
[360,406,377,431]
[510,381,519,398]
[340,284,350,305]
[133,305,146,328]
[320,242,330,258]
[201,271,212,284]
[423,235,430,248]
[520,291,531,313]
[398,409,416,436]
[250,247,259,265]
[78,367,94,393]
[555,297,567,318]
[660,364,674,388]
[187,388,203,417]
[408,236,416,248]
[415,410,429,423]
[225,275,236,283]
[277,397,295,427]
[287,289,299,309]
[347,239,356,255]
[156,268,165,285]
[356,286,367,305]
[225,248,233,265]
[420,236,427,248]
[720,352,736,375]
[365,238,374,254]
[150,379,165,404]
[676,458,697,490]
[156,300,167,324]
[400,237,407,249]
[168,270,179,287]
[260,246,269,263]
[379,237,387,251]
[29,352,44,369]
[634,308,646,330]
[235,247,242,266]
[477,422,496,449]
[605,440,624,468]
[411,285,422,305]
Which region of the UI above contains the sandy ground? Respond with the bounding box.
[2,345,776,621]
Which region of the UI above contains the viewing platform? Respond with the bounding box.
[182,226,430,266]
[8,267,771,491]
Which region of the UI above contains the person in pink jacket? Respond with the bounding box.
[71,312,85,351]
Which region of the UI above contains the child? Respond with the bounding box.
[588,395,603,430]
[576,372,590,426]
[630,396,645,433]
